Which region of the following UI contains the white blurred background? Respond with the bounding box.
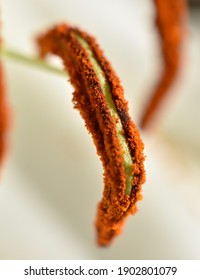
[0,0,200,259]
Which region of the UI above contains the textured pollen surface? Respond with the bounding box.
[140,0,187,129]
[36,24,145,246]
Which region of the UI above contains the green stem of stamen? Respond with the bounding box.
[0,47,67,77]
